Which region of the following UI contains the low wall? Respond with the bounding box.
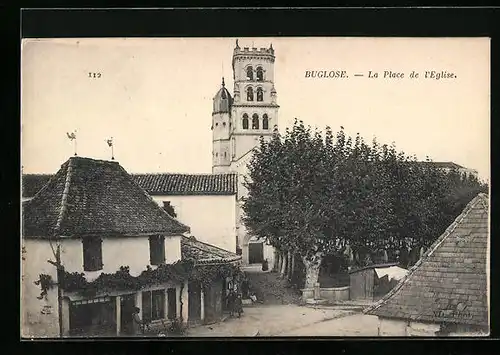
[300,286,350,303]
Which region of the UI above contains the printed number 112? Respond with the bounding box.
[88,72,101,78]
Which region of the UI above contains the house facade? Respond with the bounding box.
[133,173,238,254]
[364,193,489,336]
[21,157,241,338]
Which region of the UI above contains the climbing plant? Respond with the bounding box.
[58,259,242,297]
[34,274,55,300]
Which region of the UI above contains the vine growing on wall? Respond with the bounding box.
[59,259,242,298]
[34,274,55,300]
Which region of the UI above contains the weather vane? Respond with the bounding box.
[106,137,114,160]
[66,130,77,156]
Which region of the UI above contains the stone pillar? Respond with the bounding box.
[115,296,121,336]
[61,297,70,336]
[200,289,205,322]
[314,282,321,300]
[164,289,169,320]
[135,292,143,318]
[181,280,189,323]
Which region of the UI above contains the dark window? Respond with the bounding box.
[224,152,227,158]
[256,67,264,81]
[252,114,259,129]
[223,122,226,127]
[82,237,103,272]
[247,87,254,101]
[162,201,176,218]
[263,114,269,129]
[256,87,263,102]
[149,235,165,266]
[242,114,249,129]
[167,288,177,320]
[142,289,165,322]
[246,66,253,80]
[69,297,115,335]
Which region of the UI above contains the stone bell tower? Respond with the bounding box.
[229,40,279,162]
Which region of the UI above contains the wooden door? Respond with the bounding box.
[188,281,201,322]
[249,242,264,264]
[167,288,177,320]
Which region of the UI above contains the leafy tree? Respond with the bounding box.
[243,119,487,289]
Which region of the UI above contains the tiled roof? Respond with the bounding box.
[365,193,489,327]
[181,236,241,265]
[22,174,53,198]
[22,172,238,197]
[22,157,190,238]
[131,173,238,196]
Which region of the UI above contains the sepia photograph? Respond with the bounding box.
[21,36,490,338]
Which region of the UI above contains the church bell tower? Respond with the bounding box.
[230,40,279,162]
[211,40,279,173]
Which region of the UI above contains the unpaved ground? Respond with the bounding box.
[279,313,381,336]
[186,304,354,337]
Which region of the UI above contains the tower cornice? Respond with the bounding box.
[232,104,280,109]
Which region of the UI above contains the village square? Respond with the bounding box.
[21,38,489,338]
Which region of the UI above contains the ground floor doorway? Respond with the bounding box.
[188,281,202,323]
[249,241,264,264]
[69,296,116,336]
[120,294,136,336]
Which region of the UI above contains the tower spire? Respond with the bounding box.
[222,77,225,87]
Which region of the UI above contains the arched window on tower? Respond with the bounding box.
[252,114,259,129]
[242,114,249,129]
[256,87,263,102]
[263,114,269,129]
[246,66,254,80]
[247,87,254,101]
[256,67,264,81]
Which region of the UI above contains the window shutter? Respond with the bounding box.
[83,237,103,272]
[149,235,165,266]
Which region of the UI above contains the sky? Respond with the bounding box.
[21,37,490,181]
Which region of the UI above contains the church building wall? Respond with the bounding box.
[151,194,237,253]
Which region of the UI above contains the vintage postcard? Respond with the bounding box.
[21,37,490,338]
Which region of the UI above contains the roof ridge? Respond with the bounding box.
[132,172,237,176]
[364,193,485,315]
[54,159,74,236]
[117,164,190,234]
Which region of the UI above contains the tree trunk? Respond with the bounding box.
[280,252,287,277]
[291,254,296,279]
[302,254,323,289]
[286,251,292,280]
[273,248,279,272]
[276,252,281,273]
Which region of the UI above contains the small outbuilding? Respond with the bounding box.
[349,263,408,302]
[364,193,489,336]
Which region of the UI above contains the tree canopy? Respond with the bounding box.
[242,119,487,287]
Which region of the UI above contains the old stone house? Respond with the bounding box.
[21,156,241,337]
[364,193,489,336]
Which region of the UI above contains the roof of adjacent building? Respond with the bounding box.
[22,156,190,238]
[132,173,238,196]
[364,193,489,327]
[22,172,238,198]
[181,236,241,265]
[22,173,54,198]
